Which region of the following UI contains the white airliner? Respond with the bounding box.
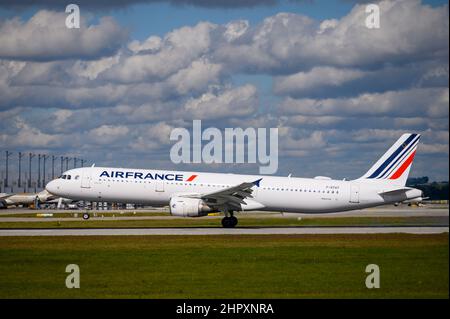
[46,133,423,227]
[0,190,57,209]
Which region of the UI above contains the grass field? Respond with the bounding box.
[0,234,447,298]
[0,216,447,229]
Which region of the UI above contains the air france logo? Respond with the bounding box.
[99,171,198,182]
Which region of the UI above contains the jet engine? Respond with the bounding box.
[169,197,214,217]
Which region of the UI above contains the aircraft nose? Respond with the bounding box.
[45,180,60,195]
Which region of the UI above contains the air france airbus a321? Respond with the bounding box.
[46,133,423,228]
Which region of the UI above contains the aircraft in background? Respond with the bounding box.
[44,197,79,209]
[395,196,429,206]
[0,190,57,209]
[46,133,423,227]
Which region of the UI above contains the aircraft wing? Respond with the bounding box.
[182,178,263,211]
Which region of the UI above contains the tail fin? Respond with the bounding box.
[359,133,420,186]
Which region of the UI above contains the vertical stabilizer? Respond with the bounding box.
[359,133,421,186]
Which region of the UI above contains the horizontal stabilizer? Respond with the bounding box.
[378,187,412,195]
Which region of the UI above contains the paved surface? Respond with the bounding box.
[0,216,180,222]
[0,226,447,236]
[0,207,169,215]
[0,207,448,222]
[284,207,449,218]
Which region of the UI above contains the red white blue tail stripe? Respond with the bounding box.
[362,133,420,181]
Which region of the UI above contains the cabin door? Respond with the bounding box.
[349,184,360,203]
[155,180,165,192]
[81,170,91,188]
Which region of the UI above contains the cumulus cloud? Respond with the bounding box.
[274,67,366,96]
[4,1,446,109]
[223,20,250,42]
[167,59,224,95]
[0,118,61,148]
[100,22,215,83]
[279,87,449,118]
[281,130,328,152]
[0,0,289,10]
[10,61,75,86]
[275,125,449,179]
[87,124,129,144]
[128,36,162,54]
[420,142,449,154]
[0,10,128,61]
[129,122,177,152]
[213,0,449,74]
[273,62,449,98]
[282,115,344,127]
[183,84,258,119]
[0,1,448,180]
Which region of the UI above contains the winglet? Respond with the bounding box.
[252,178,263,187]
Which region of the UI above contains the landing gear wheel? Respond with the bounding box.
[82,213,90,220]
[221,216,238,228]
[230,216,238,227]
[221,217,231,228]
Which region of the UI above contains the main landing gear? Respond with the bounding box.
[221,212,238,228]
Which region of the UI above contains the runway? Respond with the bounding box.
[0,226,447,236]
[0,206,448,221]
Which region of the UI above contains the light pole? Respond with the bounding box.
[5,151,12,191]
[18,152,25,190]
[28,153,35,191]
[52,155,56,179]
[74,157,78,168]
[60,156,64,175]
[66,157,72,171]
[24,172,28,192]
[37,154,41,188]
[42,154,49,188]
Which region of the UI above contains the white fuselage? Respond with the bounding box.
[0,191,56,207]
[45,167,422,214]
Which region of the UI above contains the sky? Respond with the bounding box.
[0,0,448,185]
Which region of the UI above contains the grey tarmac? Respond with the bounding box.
[0,226,447,236]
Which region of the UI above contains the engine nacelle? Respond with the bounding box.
[169,197,213,217]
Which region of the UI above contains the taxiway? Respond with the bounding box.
[0,226,447,236]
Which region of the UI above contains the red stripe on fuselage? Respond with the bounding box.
[186,175,198,182]
[389,150,416,180]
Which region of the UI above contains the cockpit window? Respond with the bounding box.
[61,175,66,179]
[67,175,71,180]
[74,175,80,180]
